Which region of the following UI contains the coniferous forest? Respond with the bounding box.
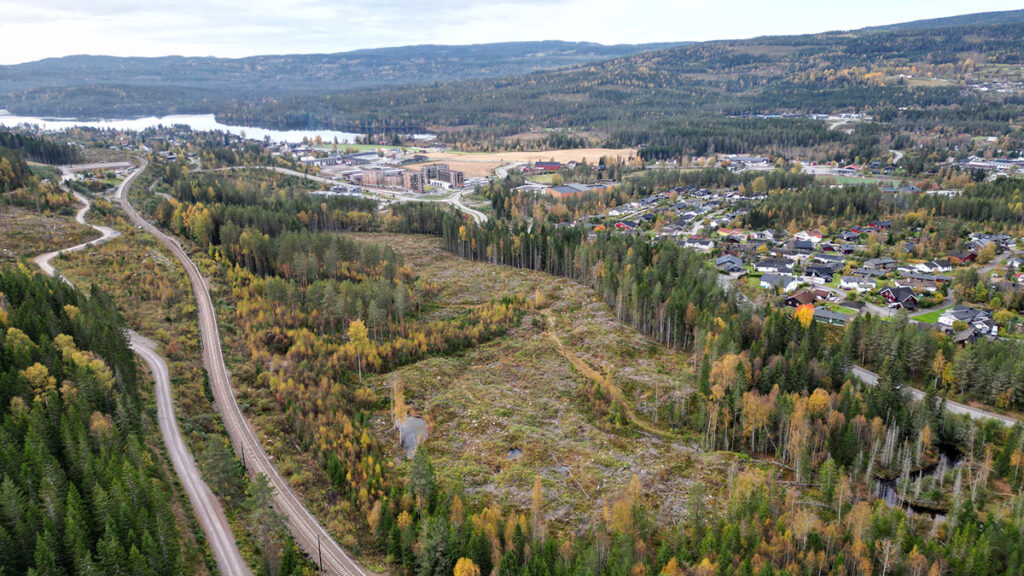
[0,270,192,575]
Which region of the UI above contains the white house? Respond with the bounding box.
[839,276,875,292]
[794,230,824,244]
[760,274,800,293]
[682,238,715,253]
[938,305,990,327]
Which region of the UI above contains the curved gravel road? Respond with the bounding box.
[122,160,373,576]
[33,165,252,575]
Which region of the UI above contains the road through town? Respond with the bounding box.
[122,161,373,576]
[33,164,252,576]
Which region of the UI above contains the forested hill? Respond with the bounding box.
[199,14,1024,146]
[0,41,681,111]
[861,8,1024,31]
[4,10,1024,143]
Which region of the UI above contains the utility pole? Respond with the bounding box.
[317,534,323,571]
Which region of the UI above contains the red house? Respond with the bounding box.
[948,250,978,265]
[880,286,918,310]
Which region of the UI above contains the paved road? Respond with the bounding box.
[32,166,252,576]
[242,165,488,224]
[851,366,1017,427]
[123,160,373,576]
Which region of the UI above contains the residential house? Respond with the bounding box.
[838,231,861,242]
[901,272,952,283]
[794,230,824,244]
[953,329,980,347]
[682,237,715,253]
[938,305,991,328]
[805,263,841,281]
[894,278,939,293]
[789,239,816,252]
[851,267,886,279]
[948,250,978,265]
[785,291,819,307]
[772,248,808,262]
[715,255,744,273]
[822,244,857,255]
[880,286,919,309]
[814,307,851,326]
[813,288,834,301]
[914,260,952,273]
[864,257,898,271]
[754,259,793,274]
[760,274,800,293]
[839,276,876,292]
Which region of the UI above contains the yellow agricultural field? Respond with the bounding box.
[407,147,637,177]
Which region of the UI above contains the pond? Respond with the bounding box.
[875,444,963,518]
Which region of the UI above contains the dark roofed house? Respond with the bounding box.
[852,267,886,278]
[760,274,799,293]
[754,258,792,274]
[715,255,744,273]
[948,250,978,265]
[880,286,918,310]
[785,291,818,307]
[805,263,841,279]
[790,239,815,251]
[864,257,898,270]
[814,307,851,326]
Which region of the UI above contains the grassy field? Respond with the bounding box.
[350,233,732,527]
[527,173,559,184]
[915,305,954,324]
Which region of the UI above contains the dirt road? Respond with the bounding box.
[33,165,252,575]
[122,160,373,576]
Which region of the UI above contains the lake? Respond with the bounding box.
[0,111,364,144]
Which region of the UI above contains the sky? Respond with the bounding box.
[1,0,1022,65]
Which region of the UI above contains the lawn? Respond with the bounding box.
[915,305,954,324]
[528,173,559,184]
[826,303,858,315]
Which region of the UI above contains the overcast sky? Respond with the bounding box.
[1,0,1022,65]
